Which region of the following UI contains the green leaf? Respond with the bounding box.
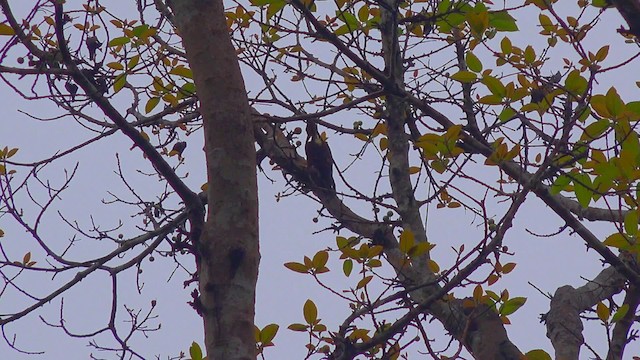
[343,259,353,277]
[590,95,610,118]
[466,52,483,72]
[624,211,638,236]
[581,119,609,141]
[603,233,630,249]
[266,0,286,19]
[106,62,124,70]
[6,148,18,158]
[181,82,196,96]
[0,23,15,35]
[437,12,466,33]
[523,45,535,64]
[336,236,350,249]
[482,76,506,98]
[108,36,130,47]
[478,94,503,105]
[132,24,150,37]
[595,45,609,62]
[189,342,203,360]
[287,323,308,332]
[499,297,526,316]
[113,73,126,93]
[466,10,489,37]
[489,11,518,32]
[450,71,477,83]
[303,299,317,324]
[525,349,552,360]
[334,11,359,35]
[169,66,193,79]
[127,55,140,70]
[550,174,570,194]
[250,0,282,6]
[145,97,160,113]
[611,304,629,323]
[437,0,451,13]
[626,101,640,116]
[430,159,447,173]
[591,0,610,7]
[498,107,516,122]
[357,5,369,21]
[500,36,512,54]
[605,87,625,117]
[573,173,592,208]
[260,323,279,344]
[538,14,553,31]
[337,10,359,29]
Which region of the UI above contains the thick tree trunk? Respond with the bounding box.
[610,0,640,37]
[171,1,259,359]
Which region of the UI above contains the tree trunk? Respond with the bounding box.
[171,1,259,359]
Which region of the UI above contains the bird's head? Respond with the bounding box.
[306,121,327,144]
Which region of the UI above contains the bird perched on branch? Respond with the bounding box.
[305,121,335,191]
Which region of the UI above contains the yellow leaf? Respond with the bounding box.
[500,37,512,54]
[312,251,329,269]
[596,302,610,322]
[399,230,415,254]
[113,73,126,93]
[379,137,388,151]
[260,324,279,344]
[525,349,552,360]
[428,259,440,273]
[169,65,193,79]
[450,70,477,83]
[603,233,630,249]
[303,299,317,324]
[487,274,499,285]
[106,62,124,70]
[372,122,387,136]
[0,23,15,35]
[287,323,308,332]
[473,284,483,302]
[284,262,309,273]
[501,262,516,274]
[140,130,150,142]
[595,45,609,62]
[356,275,373,289]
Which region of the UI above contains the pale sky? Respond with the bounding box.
[1,1,640,359]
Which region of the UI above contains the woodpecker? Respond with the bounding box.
[305,121,335,191]
[170,141,187,157]
[85,36,102,61]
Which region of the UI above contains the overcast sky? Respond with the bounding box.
[1,1,640,359]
